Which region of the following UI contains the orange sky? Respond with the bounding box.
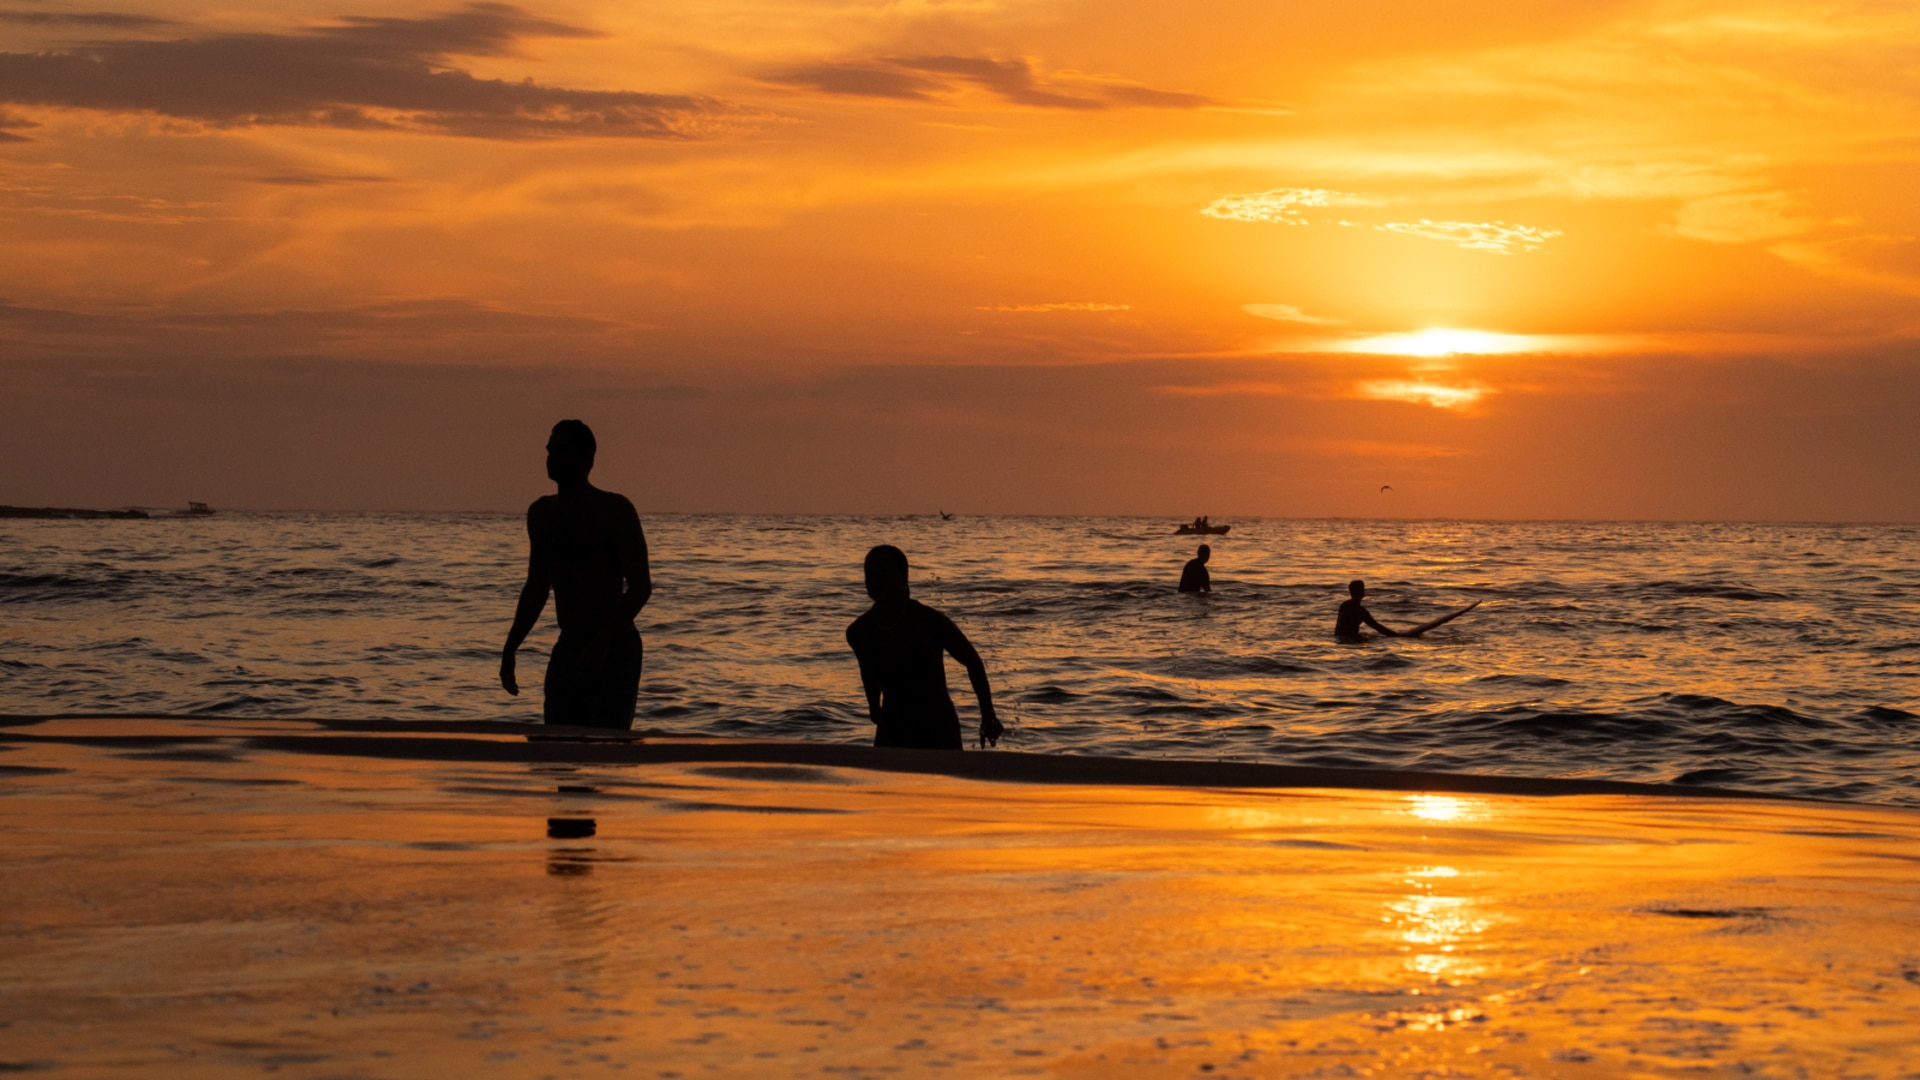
[2,0,1918,516]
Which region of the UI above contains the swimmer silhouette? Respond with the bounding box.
[1334,579,1396,642]
[500,420,652,728]
[846,544,1003,749]
[1335,579,1480,642]
[1178,544,1212,593]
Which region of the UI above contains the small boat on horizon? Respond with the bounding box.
[187,501,215,516]
[1175,518,1230,535]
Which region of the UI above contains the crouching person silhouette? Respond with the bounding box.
[500,419,652,729]
[846,545,1003,749]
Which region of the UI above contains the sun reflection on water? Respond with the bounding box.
[1391,862,1495,984]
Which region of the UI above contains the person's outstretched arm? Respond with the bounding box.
[939,616,1003,747]
[615,498,652,623]
[500,506,551,695]
[1361,607,1398,637]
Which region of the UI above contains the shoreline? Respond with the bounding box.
[0,712,1823,805]
[5,712,1919,1075]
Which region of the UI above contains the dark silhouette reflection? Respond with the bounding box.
[500,419,653,729]
[847,544,1003,749]
[1179,544,1212,594]
[547,817,598,840]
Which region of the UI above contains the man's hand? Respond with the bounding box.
[500,650,519,696]
[979,710,1004,748]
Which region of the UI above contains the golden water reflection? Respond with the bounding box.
[1390,863,1494,985]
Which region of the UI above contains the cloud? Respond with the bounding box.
[1204,190,1560,253]
[977,302,1131,312]
[0,295,637,359]
[1200,187,1377,225]
[250,171,393,187]
[1667,191,1813,244]
[1375,219,1561,253]
[1354,379,1489,409]
[764,55,1210,111]
[0,106,34,141]
[0,3,750,140]
[1770,233,1920,297]
[0,10,177,28]
[1242,303,1344,326]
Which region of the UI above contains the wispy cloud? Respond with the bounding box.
[0,3,752,140]
[1355,379,1489,409]
[978,302,1131,312]
[1375,219,1562,253]
[1199,187,1377,225]
[0,10,177,28]
[1666,191,1812,244]
[765,55,1210,111]
[1242,303,1344,326]
[1203,190,1559,252]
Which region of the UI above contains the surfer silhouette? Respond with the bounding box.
[1179,544,1212,593]
[1335,579,1479,643]
[500,420,652,728]
[846,544,1003,749]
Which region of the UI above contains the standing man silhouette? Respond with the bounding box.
[500,420,652,729]
[1178,544,1212,593]
[847,545,1003,749]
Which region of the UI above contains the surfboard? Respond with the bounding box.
[1401,600,1481,638]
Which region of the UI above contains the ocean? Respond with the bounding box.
[3,513,1916,804]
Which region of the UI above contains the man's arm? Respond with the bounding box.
[938,615,1003,748]
[615,498,652,622]
[846,624,883,726]
[500,506,551,695]
[1360,607,1398,637]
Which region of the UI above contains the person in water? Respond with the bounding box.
[846,544,1003,749]
[500,419,653,728]
[1178,544,1212,593]
[1334,579,1397,642]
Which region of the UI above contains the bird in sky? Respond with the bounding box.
[1380,485,1393,493]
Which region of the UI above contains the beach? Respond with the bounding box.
[5,715,1918,1077]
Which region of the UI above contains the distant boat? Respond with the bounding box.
[186,501,215,516]
[1175,523,1230,535]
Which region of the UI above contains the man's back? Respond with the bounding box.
[530,488,643,633]
[846,598,963,749]
[1178,557,1210,593]
[1334,598,1370,639]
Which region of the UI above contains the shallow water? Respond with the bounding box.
[4,717,1919,1077]
[2,514,1918,803]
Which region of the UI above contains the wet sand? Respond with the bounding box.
[3,715,1918,1076]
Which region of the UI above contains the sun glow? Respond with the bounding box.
[1339,329,1542,357]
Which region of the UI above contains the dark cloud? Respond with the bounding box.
[763,54,1211,111]
[0,10,177,28]
[0,107,34,140]
[251,170,393,186]
[0,296,638,361]
[0,3,750,139]
[762,62,946,102]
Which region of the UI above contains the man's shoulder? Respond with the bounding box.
[592,488,640,521]
[907,599,959,630]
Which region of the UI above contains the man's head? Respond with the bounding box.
[546,420,596,484]
[1349,579,1366,600]
[1196,544,1211,563]
[863,544,910,602]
